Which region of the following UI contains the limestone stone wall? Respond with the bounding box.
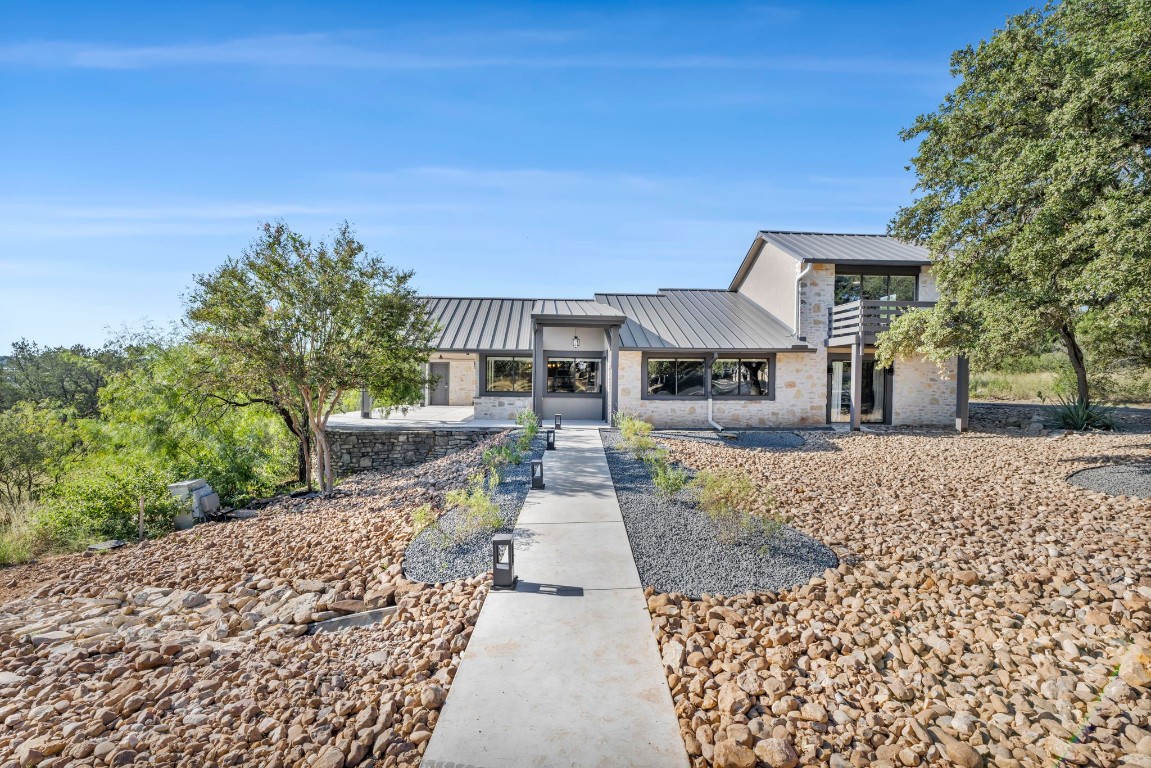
[919,267,940,302]
[474,396,529,421]
[893,354,957,426]
[328,427,506,476]
[616,351,825,428]
[448,360,477,406]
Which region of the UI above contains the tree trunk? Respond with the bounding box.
[1058,322,1091,406]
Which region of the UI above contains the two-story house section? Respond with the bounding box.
[416,230,969,430]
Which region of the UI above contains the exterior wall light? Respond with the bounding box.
[554,414,562,430]
[492,533,517,589]
[531,459,545,489]
[572,334,581,348]
[546,429,556,450]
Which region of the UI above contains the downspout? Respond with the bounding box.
[794,260,813,337]
[707,352,724,432]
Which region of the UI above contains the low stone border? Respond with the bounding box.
[601,430,837,597]
[1068,463,1151,498]
[403,432,546,584]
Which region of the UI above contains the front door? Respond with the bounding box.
[429,363,451,405]
[827,357,891,424]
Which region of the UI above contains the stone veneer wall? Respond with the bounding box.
[616,351,826,428]
[448,360,477,406]
[473,396,530,420]
[893,354,957,426]
[328,427,506,476]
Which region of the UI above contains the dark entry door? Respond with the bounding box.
[429,363,450,405]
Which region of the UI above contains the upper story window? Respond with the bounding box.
[834,271,917,304]
[647,358,706,397]
[485,356,533,393]
[547,357,601,393]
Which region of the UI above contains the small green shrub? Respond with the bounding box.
[482,444,523,481]
[441,472,502,543]
[691,469,785,545]
[651,462,690,500]
[1051,396,1116,431]
[514,409,540,452]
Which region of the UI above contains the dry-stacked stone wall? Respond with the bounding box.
[329,427,507,475]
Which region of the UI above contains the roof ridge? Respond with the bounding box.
[758,230,891,237]
[656,288,731,293]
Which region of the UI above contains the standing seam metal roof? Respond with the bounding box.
[423,297,535,351]
[758,231,930,265]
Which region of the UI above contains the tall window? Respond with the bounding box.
[647,358,705,397]
[834,272,917,304]
[711,358,772,397]
[547,358,601,393]
[485,357,533,393]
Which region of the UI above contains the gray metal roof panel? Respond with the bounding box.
[595,290,810,351]
[423,297,535,351]
[758,231,930,265]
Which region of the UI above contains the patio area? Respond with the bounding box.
[328,405,609,431]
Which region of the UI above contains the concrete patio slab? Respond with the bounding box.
[423,428,687,768]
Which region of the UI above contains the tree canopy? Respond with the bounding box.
[880,0,1151,404]
[186,222,435,493]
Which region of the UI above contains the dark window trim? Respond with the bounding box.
[711,355,777,400]
[479,354,534,397]
[640,353,709,400]
[825,352,894,424]
[544,353,605,396]
[833,268,920,302]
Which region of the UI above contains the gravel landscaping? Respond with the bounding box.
[601,430,837,597]
[646,429,1151,768]
[654,429,808,451]
[0,433,518,767]
[403,432,545,584]
[1068,462,1151,498]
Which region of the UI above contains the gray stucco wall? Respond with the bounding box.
[328,427,506,476]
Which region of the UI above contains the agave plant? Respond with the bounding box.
[1050,395,1116,431]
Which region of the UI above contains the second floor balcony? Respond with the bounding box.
[827,299,936,347]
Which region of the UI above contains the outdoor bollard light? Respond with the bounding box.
[546,429,556,450]
[492,533,517,590]
[554,414,562,430]
[531,459,545,489]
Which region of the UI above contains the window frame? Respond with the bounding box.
[710,356,777,400]
[479,354,534,397]
[833,266,920,304]
[641,354,709,400]
[544,355,604,397]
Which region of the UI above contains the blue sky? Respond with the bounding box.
[0,1,1022,347]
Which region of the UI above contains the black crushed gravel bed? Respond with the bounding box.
[601,429,837,598]
[1067,463,1151,498]
[403,432,546,584]
[656,429,807,450]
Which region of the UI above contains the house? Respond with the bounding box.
[417,231,969,430]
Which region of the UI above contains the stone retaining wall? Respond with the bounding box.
[328,427,507,476]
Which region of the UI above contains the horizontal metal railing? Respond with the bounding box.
[828,299,935,343]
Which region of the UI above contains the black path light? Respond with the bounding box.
[531,459,545,489]
[554,414,562,430]
[545,429,556,450]
[492,533,517,589]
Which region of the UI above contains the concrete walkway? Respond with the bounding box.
[423,427,688,768]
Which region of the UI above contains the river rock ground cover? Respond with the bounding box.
[0,430,520,768]
[648,428,1151,768]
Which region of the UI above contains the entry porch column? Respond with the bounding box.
[849,334,863,431]
[955,354,970,432]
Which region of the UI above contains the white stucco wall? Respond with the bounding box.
[541,326,606,352]
[918,267,940,302]
[734,242,800,332]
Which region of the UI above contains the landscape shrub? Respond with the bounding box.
[514,409,539,452]
[1051,395,1116,431]
[651,461,690,500]
[691,469,785,545]
[482,444,522,481]
[440,472,502,544]
[0,501,40,566]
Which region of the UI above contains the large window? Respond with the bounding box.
[647,358,706,397]
[485,357,533,393]
[547,358,601,394]
[711,358,772,397]
[834,272,917,304]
